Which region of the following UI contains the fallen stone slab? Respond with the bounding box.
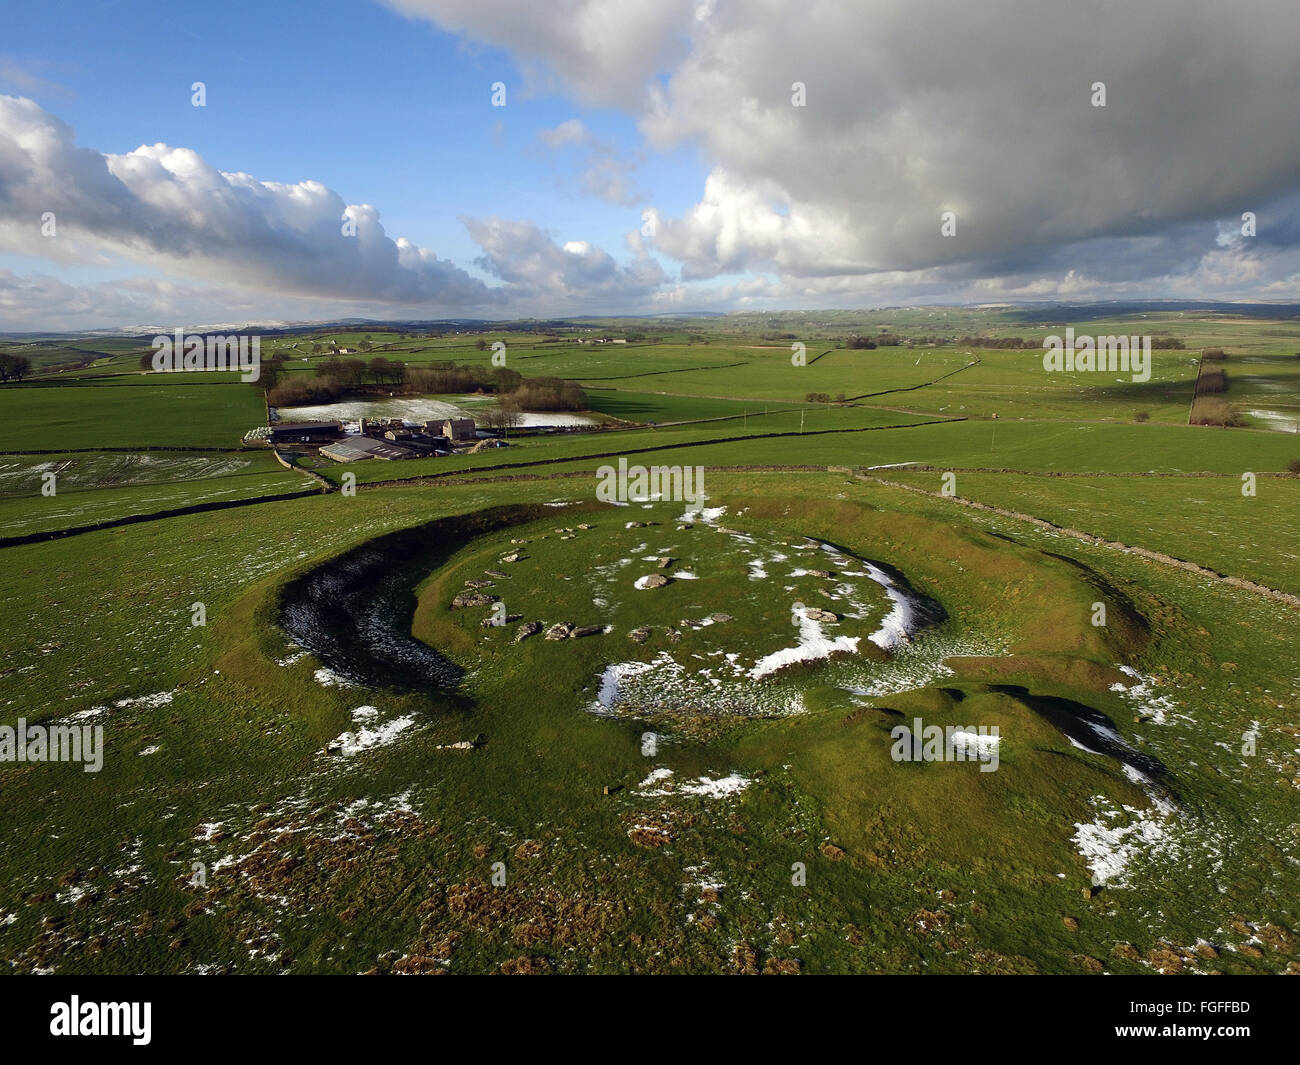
[514,621,542,642]
[451,592,499,609]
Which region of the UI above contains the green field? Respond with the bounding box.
[0,376,266,450]
[1,307,1297,975]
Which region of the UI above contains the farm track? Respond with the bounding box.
[272,449,333,489]
[859,472,1300,611]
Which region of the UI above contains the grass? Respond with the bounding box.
[881,469,1300,595]
[3,308,1299,975]
[1,473,1295,973]
[0,450,310,538]
[0,376,265,450]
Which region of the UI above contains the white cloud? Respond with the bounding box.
[538,117,643,206]
[539,119,593,149]
[0,95,496,308]
[0,95,674,326]
[462,215,665,307]
[390,0,1300,293]
[381,0,697,107]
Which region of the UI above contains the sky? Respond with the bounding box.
[2,0,1300,330]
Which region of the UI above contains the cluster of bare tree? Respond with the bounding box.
[262,355,407,404]
[260,353,586,416]
[264,375,347,406]
[1190,397,1246,427]
[0,353,32,382]
[846,334,903,348]
[481,396,522,432]
[955,335,1035,349]
[512,376,586,411]
[405,362,522,394]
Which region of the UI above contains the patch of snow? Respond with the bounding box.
[950,730,1000,758]
[860,561,919,650]
[679,505,726,524]
[750,607,860,679]
[314,667,355,688]
[680,773,750,799]
[113,691,175,710]
[636,767,675,795]
[593,660,659,711]
[328,715,415,756]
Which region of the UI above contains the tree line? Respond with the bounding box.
[256,355,587,414]
[0,353,32,383]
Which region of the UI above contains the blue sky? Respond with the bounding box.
[1,0,702,288]
[2,1,1299,328]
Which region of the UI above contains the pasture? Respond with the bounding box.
[1,307,1297,975]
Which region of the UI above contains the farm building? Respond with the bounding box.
[268,421,341,445]
[384,430,451,453]
[319,437,419,462]
[432,418,476,442]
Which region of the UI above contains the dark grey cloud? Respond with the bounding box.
[392,0,1300,295]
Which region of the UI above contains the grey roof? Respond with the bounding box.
[320,436,419,462]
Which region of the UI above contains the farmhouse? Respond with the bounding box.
[267,421,341,445]
[433,418,476,442]
[319,437,419,462]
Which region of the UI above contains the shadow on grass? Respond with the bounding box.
[279,503,553,699]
